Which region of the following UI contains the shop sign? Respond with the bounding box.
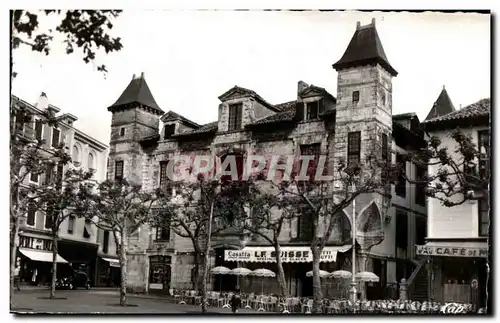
[224,246,349,263]
[416,245,487,258]
[440,303,468,314]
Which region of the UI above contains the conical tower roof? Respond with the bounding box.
[108,73,164,115]
[424,86,456,121]
[333,19,397,77]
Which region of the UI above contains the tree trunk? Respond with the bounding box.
[116,231,128,307]
[193,247,202,293]
[273,237,288,299]
[10,215,19,308]
[311,246,323,313]
[200,202,215,313]
[50,231,58,299]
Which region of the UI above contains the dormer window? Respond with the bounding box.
[352,91,360,103]
[228,103,242,131]
[163,124,175,139]
[305,100,324,121]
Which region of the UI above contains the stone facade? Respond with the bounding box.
[105,20,428,296]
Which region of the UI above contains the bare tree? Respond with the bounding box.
[406,129,490,207]
[29,168,94,299]
[272,143,397,313]
[233,187,294,299]
[153,179,231,294]
[84,179,160,306]
[156,175,252,313]
[10,101,71,307]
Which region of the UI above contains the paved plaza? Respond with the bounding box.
[11,288,267,314]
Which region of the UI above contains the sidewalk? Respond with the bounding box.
[15,285,120,294]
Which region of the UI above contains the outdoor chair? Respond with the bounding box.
[266,296,278,312]
[242,293,254,309]
[173,289,182,303]
[302,299,313,313]
[178,290,189,305]
[221,292,233,308]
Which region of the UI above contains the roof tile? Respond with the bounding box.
[423,98,490,124]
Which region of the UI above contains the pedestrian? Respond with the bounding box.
[31,268,38,286]
[230,294,241,313]
[14,265,21,291]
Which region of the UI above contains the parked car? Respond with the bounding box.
[56,271,91,290]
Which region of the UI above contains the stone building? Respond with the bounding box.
[416,96,490,308]
[106,18,427,298]
[11,93,117,286]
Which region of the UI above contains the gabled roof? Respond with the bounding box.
[332,19,398,77]
[108,73,164,115]
[424,87,456,121]
[160,110,200,128]
[247,101,297,126]
[423,98,490,125]
[392,112,418,121]
[299,84,336,101]
[172,121,218,137]
[218,85,279,111]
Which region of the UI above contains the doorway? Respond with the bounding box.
[149,255,171,294]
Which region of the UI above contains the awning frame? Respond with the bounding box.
[19,248,68,264]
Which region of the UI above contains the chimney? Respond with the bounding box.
[132,74,136,80]
[356,21,361,30]
[297,80,309,97]
[141,72,145,78]
[372,18,376,26]
[36,92,49,111]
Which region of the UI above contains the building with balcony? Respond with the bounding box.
[105,18,429,298]
[11,93,114,286]
[415,96,490,307]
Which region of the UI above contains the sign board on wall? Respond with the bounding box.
[416,244,488,258]
[224,245,351,263]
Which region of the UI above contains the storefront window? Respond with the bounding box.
[148,256,171,288]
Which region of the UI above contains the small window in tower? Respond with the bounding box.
[347,131,361,166]
[381,92,386,106]
[352,91,360,103]
[120,127,125,137]
[115,160,124,180]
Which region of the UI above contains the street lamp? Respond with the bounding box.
[349,182,357,305]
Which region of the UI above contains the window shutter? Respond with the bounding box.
[35,119,43,141]
[318,99,325,114]
[294,101,304,121]
[52,128,60,148]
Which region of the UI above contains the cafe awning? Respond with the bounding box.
[225,245,351,263]
[101,257,120,268]
[416,241,488,258]
[19,248,68,264]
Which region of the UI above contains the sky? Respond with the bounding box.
[11,10,491,145]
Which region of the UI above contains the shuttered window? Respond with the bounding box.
[51,128,60,148]
[228,104,242,131]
